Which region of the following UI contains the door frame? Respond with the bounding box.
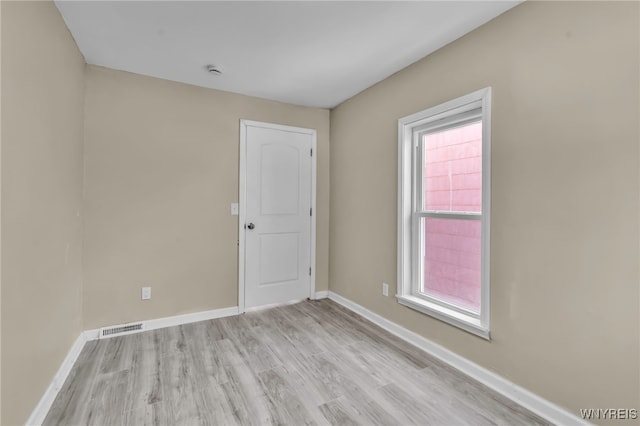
[238,119,317,313]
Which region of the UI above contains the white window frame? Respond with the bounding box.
[397,87,491,340]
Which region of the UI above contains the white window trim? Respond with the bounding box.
[397,87,491,340]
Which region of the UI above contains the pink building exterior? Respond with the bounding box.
[422,122,482,312]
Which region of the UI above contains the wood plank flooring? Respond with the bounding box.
[43,299,548,426]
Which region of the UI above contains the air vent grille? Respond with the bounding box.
[100,323,143,338]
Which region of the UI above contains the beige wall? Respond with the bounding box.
[0,2,3,423]
[329,0,639,419]
[83,65,330,329]
[0,1,85,424]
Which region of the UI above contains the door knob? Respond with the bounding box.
[247,223,255,230]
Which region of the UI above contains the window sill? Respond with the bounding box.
[396,294,490,340]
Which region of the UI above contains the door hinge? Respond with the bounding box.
[310,207,312,216]
[310,148,313,156]
[309,267,312,276]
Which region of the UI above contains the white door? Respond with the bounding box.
[240,120,315,310]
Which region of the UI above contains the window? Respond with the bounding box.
[397,88,491,339]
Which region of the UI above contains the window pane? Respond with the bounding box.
[423,121,482,212]
[422,217,481,313]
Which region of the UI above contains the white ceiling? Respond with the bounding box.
[55,1,521,108]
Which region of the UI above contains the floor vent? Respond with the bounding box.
[99,323,143,339]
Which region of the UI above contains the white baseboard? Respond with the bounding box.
[327,291,586,426]
[28,305,239,424]
[314,290,329,299]
[25,332,88,426]
[84,306,239,341]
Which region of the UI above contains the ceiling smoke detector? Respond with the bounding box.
[205,65,222,75]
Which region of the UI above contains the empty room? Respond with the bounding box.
[1,0,638,425]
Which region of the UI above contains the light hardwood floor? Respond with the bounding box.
[43,299,548,425]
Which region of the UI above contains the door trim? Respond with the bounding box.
[238,119,317,314]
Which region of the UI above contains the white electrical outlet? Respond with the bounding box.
[382,282,389,297]
[141,286,151,300]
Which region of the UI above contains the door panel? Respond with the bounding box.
[259,233,299,284]
[244,123,312,308]
[260,144,300,215]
